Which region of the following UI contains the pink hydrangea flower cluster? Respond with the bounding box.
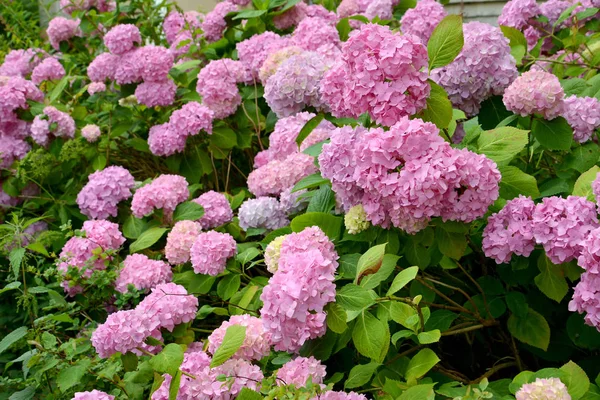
[58,220,125,296]
[260,226,338,351]
[292,17,340,51]
[72,390,115,400]
[279,186,309,215]
[31,106,76,146]
[515,377,571,400]
[131,174,189,219]
[258,45,304,84]
[319,23,429,126]
[264,51,328,117]
[152,351,263,400]
[273,3,336,30]
[135,80,177,108]
[104,24,142,55]
[532,196,599,264]
[0,49,46,77]
[276,356,326,387]
[137,283,199,332]
[400,0,447,44]
[0,76,43,119]
[81,124,101,143]
[60,0,115,14]
[193,190,233,229]
[196,59,250,119]
[498,0,541,30]
[236,31,290,80]
[503,69,565,120]
[482,196,536,264]
[165,220,201,265]
[87,53,119,83]
[320,117,501,233]
[0,121,30,169]
[47,17,82,50]
[561,95,600,143]
[88,82,106,95]
[189,231,237,276]
[201,1,238,43]
[31,57,65,85]
[247,152,317,197]
[571,222,600,329]
[431,22,518,116]
[238,197,289,231]
[77,166,135,219]
[163,10,203,48]
[115,254,173,294]
[364,0,393,20]
[208,315,271,361]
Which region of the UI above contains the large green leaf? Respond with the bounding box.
[508,309,551,351]
[387,266,419,296]
[325,302,348,334]
[57,360,91,392]
[419,81,453,129]
[336,284,376,312]
[428,15,464,70]
[352,311,389,362]
[150,343,185,376]
[296,114,325,146]
[217,274,241,300]
[173,202,204,222]
[122,216,147,239]
[535,254,569,303]
[563,143,600,173]
[345,362,380,389]
[130,227,168,253]
[389,302,418,331]
[573,165,600,201]
[290,212,342,240]
[560,361,590,400]
[210,325,247,367]
[398,384,436,400]
[500,26,527,65]
[477,127,528,166]
[499,166,541,199]
[532,117,573,151]
[436,226,467,259]
[355,243,387,285]
[405,348,440,381]
[0,326,27,355]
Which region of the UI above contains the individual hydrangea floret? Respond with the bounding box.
[482,196,536,264]
[264,235,287,274]
[31,57,65,85]
[193,191,233,229]
[76,166,135,219]
[81,124,101,143]
[47,17,81,50]
[201,1,238,43]
[137,283,199,332]
[115,254,173,294]
[498,0,541,30]
[276,356,326,387]
[104,24,142,55]
[238,197,289,231]
[148,123,187,157]
[131,174,189,219]
[135,80,177,108]
[87,52,119,82]
[165,220,201,265]
[208,315,271,361]
[503,69,564,120]
[562,95,600,143]
[72,390,115,400]
[189,231,237,276]
[345,204,370,235]
[515,377,571,400]
[400,0,447,43]
[169,102,214,136]
[248,153,317,197]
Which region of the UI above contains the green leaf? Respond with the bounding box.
[41,332,57,349]
[233,9,267,19]
[336,284,376,312]
[535,254,569,303]
[389,302,418,331]
[123,216,147,239]
[532,117,573,151]
[296,113,325,146]
[49,76,69,103]
[345,362,381,389]
[419,81,453,129]
[26,242,49,257]
[307,184,336,213]
[121,352,138,372]
[479,96,513,130]
[560,361,590,400]
[57,361,90,392]
[325,302,348,334]
[0,281,21,295]
[210,325,247,367]
[500,26,527,65]
[173,202,204,222]
[387,266,419,296]
[292,173,329,192]
[9,248,25,279]
[563,143,600,173]
[217,274,241,300]
[360,254,399,290]
[505,292,529,318]
[336,17,351,41]
[8,386,36,400]
[352,311,389,362]
[236,388,264,400]
[150,343,184,376]
[290,212,342,240]
[436,227,467,259]
[169,370,182,400]
[573,165,600,201]
[418,330,441,344]
[210,127,238,149]
[237,247,260,265]
[477,127,529,166]
[499,166,541,200]
[405,348,440,381]
[508,308,551,351]
[425,310,458,332]
[398,384,436,400]
[130,227,168,253]
[355,243,386,285]
[0,326,27,355]
[428,15,464,69]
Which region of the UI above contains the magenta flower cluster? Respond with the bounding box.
[77,166,135,220]
[131,174,189,219]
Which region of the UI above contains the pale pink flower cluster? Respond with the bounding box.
[237,32,290,80]
[58,220,125,296]
[31,106,76,146]
[498,0,541,30]
[104,24,142,55]
[319,24,429,126]
[276,356,326,387]
[238,197,289,231]
[247,152,317,197]
[400,0,447,43]
[189,231,237,276]
[202,1,238,43]
[137,282,199,332]
[87,53,119,83]
[364,0,393,20]
[0,49,45,77]
[81,124,101,143]
[165,220,201,265]
[431,22,518,116]
[135,79,177,108]
[193,191,233,229]
[88,82,106,95]
[163,10,203,56]
[115,254,173,294]
[72,390,115,400]
[571,227,600,330]
[77,165,135,219]
[260,226,338,351]
[292,17,340,51]
[196,59,250,119]
[31,57,65,85]
[320,117,501,233]
[258,46,304,84]
[515,377,571,400]
[503,69,564,120]
[60,0,115,14]
[152,351,263,400]
[131,174,189,219]
[561,96,600,143]
[47,17,82,50]
[208,315,271,361]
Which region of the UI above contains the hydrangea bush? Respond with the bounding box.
[1,0,600,399]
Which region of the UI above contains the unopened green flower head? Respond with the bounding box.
[118,94,138,107]
[345,204,370,235]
